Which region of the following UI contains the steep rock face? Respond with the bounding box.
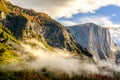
[0,0,92,58]
[68,23,118,61]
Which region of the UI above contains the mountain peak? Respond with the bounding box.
[84,23,97,25]
[78,23,102,28]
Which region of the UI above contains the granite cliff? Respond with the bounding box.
[68,23,118,61]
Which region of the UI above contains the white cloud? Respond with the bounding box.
[60,20,79,26]
[60,16,120,27]
[110,28,120,48]
[78,16,120,28]
[112,14,116,17]
[79,16,111,26]
[9,0,120,18]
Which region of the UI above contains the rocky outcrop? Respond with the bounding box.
[68,23,118,61]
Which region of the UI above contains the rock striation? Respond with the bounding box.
[68,23,118,61]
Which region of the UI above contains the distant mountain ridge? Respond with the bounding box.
[68,23,118,61]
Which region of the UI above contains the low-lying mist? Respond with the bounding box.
[21,39,99,75]
[0,39,120,76]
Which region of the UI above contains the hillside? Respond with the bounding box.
[0,0,93,57]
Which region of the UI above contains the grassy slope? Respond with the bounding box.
[0,22,19,64]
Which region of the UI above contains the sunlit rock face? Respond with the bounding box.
[68,23,118,61]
